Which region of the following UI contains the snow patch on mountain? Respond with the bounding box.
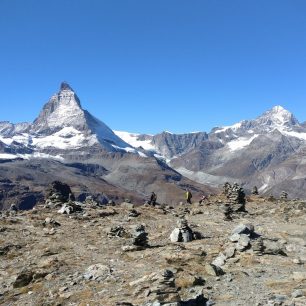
[32,127,98,149]
[0,152,64,161]
[214,122,242,133]
[227,135,258,151]
[114,131,155,151]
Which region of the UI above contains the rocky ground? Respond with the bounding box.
[1,191,306,306]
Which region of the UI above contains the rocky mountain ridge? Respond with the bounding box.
[0,83,215,210]
[116,106,306,198]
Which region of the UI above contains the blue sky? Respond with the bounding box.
[1,0,306,134]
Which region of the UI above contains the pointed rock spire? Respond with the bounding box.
[60,82,73,91]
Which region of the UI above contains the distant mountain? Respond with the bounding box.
[117,106,306,198]
[0,83,214,209]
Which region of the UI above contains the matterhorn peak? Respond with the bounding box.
[60,81,74,91]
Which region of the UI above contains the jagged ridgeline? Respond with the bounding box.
[0,82,215,210]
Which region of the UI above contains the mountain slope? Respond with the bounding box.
[119,106,306,198]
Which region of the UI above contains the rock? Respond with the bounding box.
[237,234,251,247]
[292,289,304,298]
[212,253,227,267]
[223,246,236,259]
[263,240,287,256]
[252,237,265,255]
[108,225,129,238]
[170,228,181,243]
[229,233,241,242]
[205,264,224,276]
[128,209,140,218]
[43,217,61,227]
[13,271,34,288]
[57,202,82,214]
[83,264,111,281]
[170,219,193,243]
[121,202,134,209]
[292,272,306,281]
[232,224,254,236]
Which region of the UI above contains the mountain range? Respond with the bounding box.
[1,82,306,209]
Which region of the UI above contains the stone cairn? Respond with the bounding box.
[84,195,99,207]
[45,181,74,208]
[131,224,149,248]
[122,224,149,252]
[222,183,246,220]
[252,186,259,195]
[170,218,194,243]
[212,223,263,270]
[108,225,128,238]
[148,269,181,304]
[223,182,231,195]
[280,191,288,200]
[44,181,83,214]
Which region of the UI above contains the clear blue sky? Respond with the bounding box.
[1,0,306,134]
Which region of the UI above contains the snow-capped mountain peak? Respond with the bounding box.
[32,82,85,134]
[254,105,299,128]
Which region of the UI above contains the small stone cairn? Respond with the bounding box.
[280,191,288,200]
[147,269,181,304]
[252,186,259,195]
[131,224,148,247]
[212,223,260,269]
[108,225,128,238]
[222,183,246,220]
[223,182,231,195]
[122,224,149,251]
[170,218,194,243]
[45,181,74,208]
[84,195,100,207]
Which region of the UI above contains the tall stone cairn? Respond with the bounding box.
[252,186,259,195]
[280,191,288,200]
[148,269,181,303]
[227,183,246,212]
[223,182,231,195]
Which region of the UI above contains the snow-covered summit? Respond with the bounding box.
[254,105,299,128]
[32,82,85,133]
[0,83,137,159]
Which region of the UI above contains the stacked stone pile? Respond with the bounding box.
[252,186,259,195]
[146,269,181,304]
[170,218,195,243]
[122,224,149,251]
[223,182,231,195]
[45,181,74,208]
[108,225,129,238]
[227,183,246,210]
[212,223,287,269]
[131,225,149,247]
[128,209,140,218]
[84,196,100,207]
[280,191,288,200]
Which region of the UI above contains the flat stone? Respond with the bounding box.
[232,224,253,236]
[229,233,240,242]
[170,228,181,243]
[292,289,304,298]
[292,272,306,281]
[212,253,227,267]
[238,234,250,247]
[83,264,110,281]
[223,246,236,259]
